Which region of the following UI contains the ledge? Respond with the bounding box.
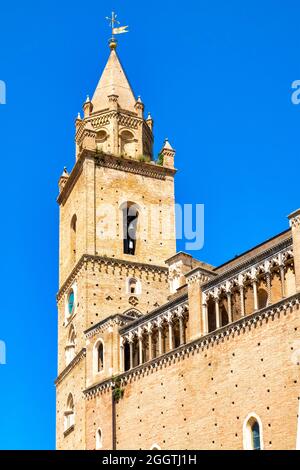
[119,293,188,334]
[57,254,169,301]
[55,348,86,386]
[203,236,293,290]
[84,292,300,397]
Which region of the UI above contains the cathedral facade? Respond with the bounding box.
[55,38,300,450]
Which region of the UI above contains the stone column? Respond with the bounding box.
[215,297,221,329]
[288,209,300,292]
[120,339,124,373]
[202,301,208,335]
[158,325,163,356]
[129,341,133,370]
[240,285,245,317]
[280,264,286,298]
[138,331,143,365]
[226,291,233,323]
[148,329,153,361]
[266,271,272,306]
[253,278,258,311]
[168,320,173,350]
[179,314,185,345]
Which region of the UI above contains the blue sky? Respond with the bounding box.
[0,0,299,449]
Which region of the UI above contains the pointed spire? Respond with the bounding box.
[91,45,136,113]
[160,138,175,169]
[146,112,153,131]
[162,138,174,151]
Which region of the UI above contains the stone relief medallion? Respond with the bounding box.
[128,296,139,306]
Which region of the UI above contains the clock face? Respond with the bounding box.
[68,290,75,315]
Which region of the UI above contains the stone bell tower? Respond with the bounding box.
[55,37,177,449]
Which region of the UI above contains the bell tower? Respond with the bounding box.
[56,36,177,449]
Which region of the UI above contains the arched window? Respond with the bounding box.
[258,288,268,310]
[70,214,77,264]
[243,414,263,450]
[96,129,108,152]
[150,443,161,450]
[64,393,75,432]
[129,278,137,294]
[67,288,75,318]
[94,340,104,374]
[127,278,141,295]
[120,130,135,157]
[96,428,103,450]
[65,325,76,365]
[122,203,138,255]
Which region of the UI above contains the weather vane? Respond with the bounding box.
[105,11,128,43]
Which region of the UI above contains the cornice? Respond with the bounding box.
[204,237,293,290]
[119,293,188,334]
[57,254,169,302]
[57,152,86,206]
[84,292,300,398]
[55,348,86,386]
[84,314,133,339]
[95,153,176,181]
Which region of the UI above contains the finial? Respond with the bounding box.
[85,95,90,103]
[61,167,69,178]
[137,95,142,103]
[147,112,152,120]
[76,112,81,120]
[106,11,128,46]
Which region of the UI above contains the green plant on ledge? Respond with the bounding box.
[156,152,164,166]
[138,154,151,163]
[112,376,124,403]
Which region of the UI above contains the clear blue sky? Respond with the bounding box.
[0,0,299,450]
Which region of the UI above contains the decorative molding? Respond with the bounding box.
[204,238,293,291]
[57,254,169,302]
[55,348,86,386]
[119,293,188,334]
[84,314,132,339]
[95,153,175,181]
[121,300,189,341]
[84,292,300,398]
[186,266,217,286]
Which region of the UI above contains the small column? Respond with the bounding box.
[120,339,124,373]
[240,285,245,317]
[227,291,233,323]
[138,331,143,365]
[266,271,272,305]
[179,314,185,345]
[129,341,134,370]
[168,320,173,350]
[280,264,285,298]
[158,326,163,356]
[202,302,208,335]
[148,329,153,361]
[252,278,258,311]
[215,297,221,329]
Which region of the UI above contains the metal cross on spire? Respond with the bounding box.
[105,11,128,43]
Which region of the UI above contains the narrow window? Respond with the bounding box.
[251,420,261,450]
[123,204,138,255]
[70,214,77,264]
[96,428,102,450]
[98,343,104,371]
[129,278,137,294]
[244,414,263,450]
[65,325,76,365]
[64,394,75,432]
[93,340,105,375]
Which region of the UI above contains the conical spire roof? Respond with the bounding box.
[91,45,136,113]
